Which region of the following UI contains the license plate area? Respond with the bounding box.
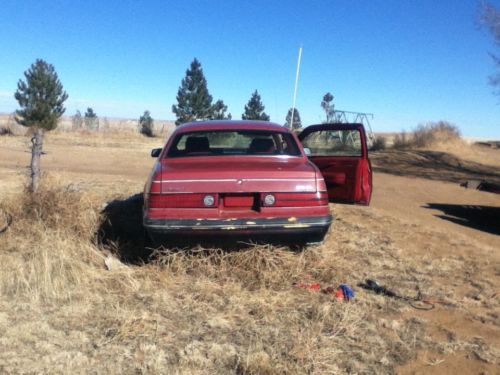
[222,193,258,209]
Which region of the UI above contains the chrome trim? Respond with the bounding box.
[152,178,316,183]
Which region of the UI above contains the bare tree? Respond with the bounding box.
[480,2,500,93]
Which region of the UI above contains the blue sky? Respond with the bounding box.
[0,0,499,138]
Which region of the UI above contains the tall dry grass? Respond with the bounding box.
[411,121,461,148]
[0,177,497,373]
[0,179,108,302]
[0,180,374,373]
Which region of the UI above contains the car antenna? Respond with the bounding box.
[290,45,302,129]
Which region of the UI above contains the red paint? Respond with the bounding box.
[223,194,254,207]
[299,123,373,205]
[143,121,332,241]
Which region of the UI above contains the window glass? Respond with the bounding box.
[301,129,362,156]
[167,130,301,157]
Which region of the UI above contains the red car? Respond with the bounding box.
[143,121,333,244]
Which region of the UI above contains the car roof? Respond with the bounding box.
[175,120,290,133]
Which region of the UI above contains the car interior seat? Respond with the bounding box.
[185,136,210,154]
[248,138,276,154]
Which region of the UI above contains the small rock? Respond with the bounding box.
[104,255,126,271]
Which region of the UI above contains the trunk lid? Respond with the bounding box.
[157,156,317,193]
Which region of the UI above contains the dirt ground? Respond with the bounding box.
[0,130,499,374]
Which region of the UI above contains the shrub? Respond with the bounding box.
[0,126,13,136]
[84,107,99,130]
[139,110,154,137]
[412,121,460,148]
[371,136,387,151]
[392,122,460,149]
[71,110,83,130]
[393,131,409,149]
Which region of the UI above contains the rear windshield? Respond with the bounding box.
[301,129,363,156]
[166,130,301,157]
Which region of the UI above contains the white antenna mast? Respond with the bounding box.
[290,46,302,129]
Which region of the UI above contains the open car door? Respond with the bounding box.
[298,123,372,205]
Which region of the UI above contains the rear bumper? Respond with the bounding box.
[144,215,333,237]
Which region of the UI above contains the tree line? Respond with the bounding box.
[73,58,303,137]
[11,58,303,192]
[171,58,301,130]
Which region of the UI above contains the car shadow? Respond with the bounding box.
[97,193,151,263]
[97,193,306,263]
[424,203,500,236]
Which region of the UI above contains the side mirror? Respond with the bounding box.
[303,147,312,156]
[151,148,162,158]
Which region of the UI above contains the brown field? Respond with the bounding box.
[0,129,499,374]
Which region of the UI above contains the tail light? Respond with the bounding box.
[149,193,219,208]
[261,192,328,207]
[316,174,327,192]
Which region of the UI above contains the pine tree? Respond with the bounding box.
[139,110,154,137]
[172,58,214,125]
[14,59,68,192]
[242,90,270,121]
[211,99,232,120]
[285,108,302,130]
[84,107,98,130]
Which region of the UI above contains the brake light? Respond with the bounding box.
[149,193,219,208]
[261,192,328,207]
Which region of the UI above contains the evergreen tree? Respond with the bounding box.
[84,107,98,130]
[211,99,232,120]
[321,92,335,123]
[139,110,154,137]
[172,58,214,125]
[285,108,302,130]
[72,110,83,130]
[14,59,68,192]
[242,90,270,121]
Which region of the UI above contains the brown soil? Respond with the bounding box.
[0,130,499,373]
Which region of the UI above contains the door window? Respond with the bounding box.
[301,129,362,156]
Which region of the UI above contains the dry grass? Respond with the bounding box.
[392,121,462,150]
[0,130,498,373]
[1,181,496,374]
[0,178,443,374]
[411,121,460,148]
[48,128,169,148]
